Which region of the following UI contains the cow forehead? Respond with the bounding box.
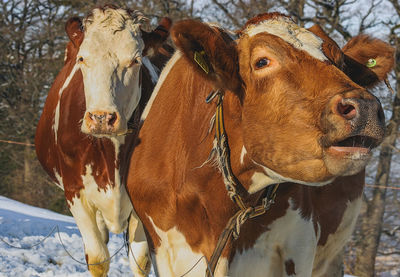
[242,17,327,62]
[83,7,145,34]
[79,8,144,60]
[79,28,144,60]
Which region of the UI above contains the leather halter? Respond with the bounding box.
[205,90,280,276]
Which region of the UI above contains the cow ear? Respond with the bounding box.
[171,19,242,95]
[308,25,344,69]
[65,17,84,48]
[142,17,172,57]
[342,35,395,88]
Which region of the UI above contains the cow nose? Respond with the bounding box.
[321,93,385,147]
[84,111,121,133]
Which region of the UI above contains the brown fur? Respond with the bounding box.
[65,17,84,47]
[285,259,296,276]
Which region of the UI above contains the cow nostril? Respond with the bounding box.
[337,102,357,120]
[107,112,118,127]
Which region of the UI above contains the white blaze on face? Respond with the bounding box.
[243,17,327,61]
[77,8,146,134]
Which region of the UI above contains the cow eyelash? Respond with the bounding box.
[255,58,270,69]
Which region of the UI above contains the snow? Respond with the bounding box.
[0,196,383,277]
[0,196,133,276]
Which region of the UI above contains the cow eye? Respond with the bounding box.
[128,57,142,67]
[255,58,270,69]
[77,56,84,63]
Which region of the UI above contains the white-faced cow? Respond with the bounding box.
[35,6,171,277]
[126,13,394,276]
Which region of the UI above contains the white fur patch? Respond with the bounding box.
[53,64,79,143]
[64,47,68,62]
[243,17,327,61]
[229,198,316,276]
[142,56,160,84]
[214,257,229,277]
[249,171,278,194]
[129,241,149,276]
[141,51,182,121]
[53,170,64,191]
[147,216,207,276]
[240,146,247,165]
[78,164,132,234]
[250,160,334,193]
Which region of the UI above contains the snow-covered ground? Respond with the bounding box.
[0,196,133,276]
[0,196,361,277]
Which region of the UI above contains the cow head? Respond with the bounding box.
[65,6,171,137]
[172,13,394,184]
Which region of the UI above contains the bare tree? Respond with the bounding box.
[353,1,400,275]
[0,0,77,213]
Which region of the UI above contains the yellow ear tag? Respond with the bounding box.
[366,58,377,68]
[194,51,210,74]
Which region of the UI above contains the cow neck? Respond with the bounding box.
[205,89,280,276]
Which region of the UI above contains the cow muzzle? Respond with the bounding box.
[321,92,385,176]
[82,110,125,136]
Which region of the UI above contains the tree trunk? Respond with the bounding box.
[354,36,400,277]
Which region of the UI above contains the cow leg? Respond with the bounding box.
[127,212,150,276]
[69,197,110,277]
[96,210,110,245]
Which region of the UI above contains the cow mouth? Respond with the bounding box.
[328,135,379,154]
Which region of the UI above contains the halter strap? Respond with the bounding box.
[205,90,279,276]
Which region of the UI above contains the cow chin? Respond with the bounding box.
[323,147,372,177]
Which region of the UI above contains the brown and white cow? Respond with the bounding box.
[126,13,395,276]
[35,6,171,277]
